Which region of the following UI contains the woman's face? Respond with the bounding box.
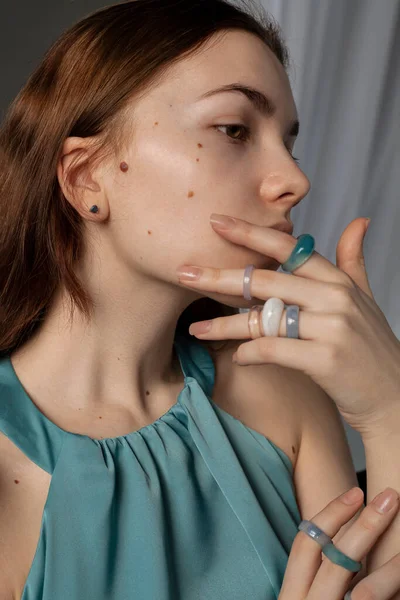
[101,29,311,308]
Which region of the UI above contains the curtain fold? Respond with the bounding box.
[259,0,399,471]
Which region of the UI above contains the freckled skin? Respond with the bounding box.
[46,30,311,424]
[96,31,309,320]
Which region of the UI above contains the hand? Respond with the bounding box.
[278,486,400,599]
[176,214,400,436]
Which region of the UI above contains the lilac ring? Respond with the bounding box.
[243,264,255,301]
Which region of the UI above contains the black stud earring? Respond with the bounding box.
[89,205,99,213]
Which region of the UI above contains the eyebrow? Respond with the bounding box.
[197,83,300,137]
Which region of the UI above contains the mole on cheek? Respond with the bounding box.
[147,230,152,235]
[196,158,200,162]
[188,190,195,198]
[197,143,203,148]
[154,122,158,125]
[14,479,20,484]
[120,162,129,172]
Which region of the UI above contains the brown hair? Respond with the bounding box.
[0,0,291,359]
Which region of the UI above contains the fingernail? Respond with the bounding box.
[177,266,203,280]
[371,488,399,514]
[210,214,237,229]
[341,487,364,505]
[365,218,371,232]
[189,320,212,335]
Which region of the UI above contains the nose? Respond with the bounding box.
[259,163,311,217]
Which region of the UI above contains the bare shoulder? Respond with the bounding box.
[206,339,304,470]
[206,339,365,572]
[0,432,24,595]
[0,431,51,598]
[206,338,353,475]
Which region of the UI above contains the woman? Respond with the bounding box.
[1,1,400,598]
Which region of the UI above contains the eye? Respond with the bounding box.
[214,124,300,164]
[213,124,251,143]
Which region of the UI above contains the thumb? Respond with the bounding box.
[336,218,374,299]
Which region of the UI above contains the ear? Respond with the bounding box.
[57,137,109,220]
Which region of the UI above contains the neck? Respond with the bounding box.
[10,279,198,420]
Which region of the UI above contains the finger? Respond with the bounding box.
[189,309,339,343]
[350,551,400,600]
[210,216,348,284]
[178,267,351,312]
[279,487,365,599]
[307,487,400,600]
[226,335,326,374]
[189,311,324,374]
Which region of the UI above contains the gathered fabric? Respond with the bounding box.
[0,332,301,599]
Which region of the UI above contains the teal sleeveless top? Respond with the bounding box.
[0,332,301,599]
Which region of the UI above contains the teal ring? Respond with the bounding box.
[322,542,362,573]
[281,233,315,273]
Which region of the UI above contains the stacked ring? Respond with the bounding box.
[298,520,362,573]
[242,234,315,341]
